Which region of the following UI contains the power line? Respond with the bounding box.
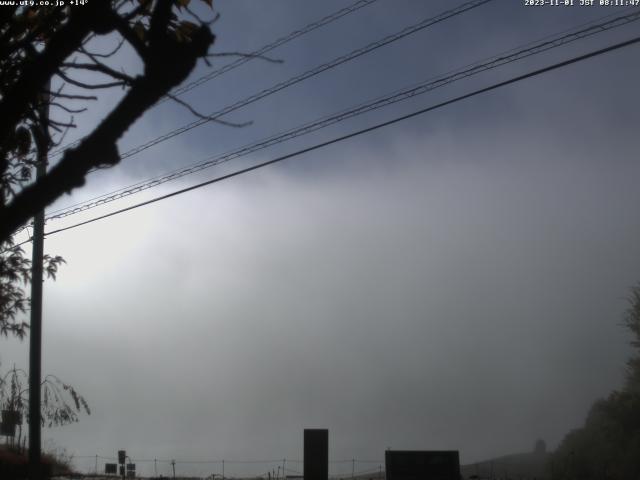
[0,237,33,254]
[104,0,494,161]
[167,0,381,100]
[42,9,640,222]
[43,35,640,238]
[40,0,495,222]
[49,0,381,158]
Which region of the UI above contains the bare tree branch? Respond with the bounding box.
[165,92,252,128]
[46,91,98,101]
[112,15,148,60]
[208,51,283,64]
[79,36,126,59]
[49,103,87,114]
[0,4,215,240]
[55,69,128,90]
[0,2,115,149]
[60,61,136,84]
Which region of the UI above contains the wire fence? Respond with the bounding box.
[70,455,385,479]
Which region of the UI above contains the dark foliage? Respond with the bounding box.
[552,285,640,480]
[1,365,90,429]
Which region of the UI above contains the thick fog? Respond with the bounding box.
[2,0,640,477]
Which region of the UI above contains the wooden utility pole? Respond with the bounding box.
[28,85,49,480]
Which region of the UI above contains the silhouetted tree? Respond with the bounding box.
[534,438,546,455]
[0,365,90,451]
[0,0,217,335]
[624,286,640,394]
[0,247,63,338]
[552,284,640,480]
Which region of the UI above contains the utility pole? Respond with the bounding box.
[171,459,176,479]
[28,83,49,480]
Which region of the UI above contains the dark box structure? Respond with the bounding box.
[304,429,328,480]
[385,451,460,480]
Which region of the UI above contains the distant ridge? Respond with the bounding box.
[461,450,551,479]
[338,448,551,480]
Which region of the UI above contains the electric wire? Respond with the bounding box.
[42,9,640,223]
[42,0,498,219]
[51,0,492,163]
[167,0,381,100]
[48,0,381,157]
[42,35,640,238]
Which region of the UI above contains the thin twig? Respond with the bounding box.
[48,119,77,129]
[79,36,126,59]
[183,4,218,26]
[46,91,98,101]
[50,119,74,148]
[165,92,252,128]
[61,61,136,84]
[208,51,283,64]
[56,70,127,90]
[112,15,148,60]
[49,102,87,114]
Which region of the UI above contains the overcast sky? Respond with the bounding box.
[3,0,640,477]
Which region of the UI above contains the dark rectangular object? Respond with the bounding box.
[385,451,460,480]
[119,465,125,476]
[127,463,136,471]
[0,420,15,437]
[118,450,126,464]
[1,410,20,437]
[304,429,328,480]
[105,463,117,475]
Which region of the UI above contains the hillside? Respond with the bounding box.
[461,451,551,479]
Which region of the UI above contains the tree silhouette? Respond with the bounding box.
[0,365,90,451]
[552,284,640,480]
[0,0,217,335]
[1,0,215,240]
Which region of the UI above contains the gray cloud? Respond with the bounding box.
[3,1,640,477]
